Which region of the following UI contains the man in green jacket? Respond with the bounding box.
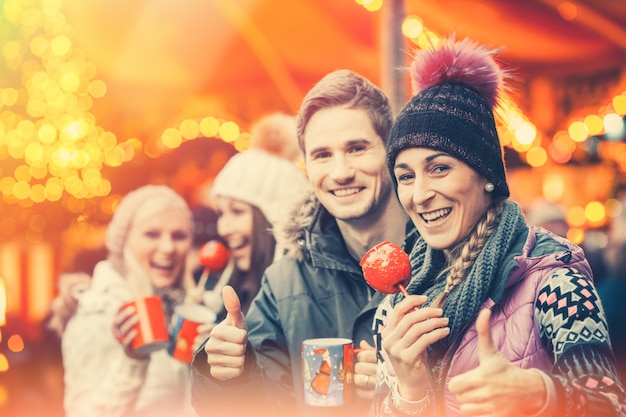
[191,69,412,417]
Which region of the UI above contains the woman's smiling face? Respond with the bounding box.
[126,197,192,288]
[393,148,493,251]
[214,196,254,272]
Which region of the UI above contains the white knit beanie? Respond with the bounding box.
[211,148,309,226]
[106,185,192,275]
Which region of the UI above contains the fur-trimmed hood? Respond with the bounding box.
[272,187,319,261]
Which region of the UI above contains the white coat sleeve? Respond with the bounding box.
[62,306,150,417]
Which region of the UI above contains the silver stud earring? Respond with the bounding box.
[485,182,495,193]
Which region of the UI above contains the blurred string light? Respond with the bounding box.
[157,117,249,156]
[0,0,246,211]
[354,0,384,12]
[103,116,247,223]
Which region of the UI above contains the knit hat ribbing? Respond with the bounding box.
[386,36,510,199]
[106,185,191,275]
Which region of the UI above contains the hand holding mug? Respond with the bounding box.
[184,287,204,305]
[114,303,147,360]
[193,321,216,353]
[113,296,170,360]
[204,285,248,381]
[354,340,376,399]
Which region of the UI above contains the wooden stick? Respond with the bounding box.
[196,268,210,291]
[398,283,410,298]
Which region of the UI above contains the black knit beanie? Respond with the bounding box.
[386,36,510,199]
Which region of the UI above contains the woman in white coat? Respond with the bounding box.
[61,185,198,417]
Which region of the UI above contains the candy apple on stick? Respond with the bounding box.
[199,240,230,272]
[186,240,230,304]
[359,241,411,296]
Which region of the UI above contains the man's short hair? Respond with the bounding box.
[296,69,392,153]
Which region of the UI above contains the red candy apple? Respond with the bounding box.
[359,241,411,296]
[198,240,230,273]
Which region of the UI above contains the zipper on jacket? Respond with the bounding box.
[433,313,482,416]
[433,354,449,417]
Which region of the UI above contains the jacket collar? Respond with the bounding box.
[491,225,593,303]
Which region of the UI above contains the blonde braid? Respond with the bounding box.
[432,201,504,308]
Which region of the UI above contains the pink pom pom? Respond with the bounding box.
[410,35,506,108]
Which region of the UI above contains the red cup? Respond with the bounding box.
[169,304,217,363]
[119,296,170,355]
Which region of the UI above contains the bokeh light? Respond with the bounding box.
[566,206,586,227]
[7,334,24,353]
[585,201,606,224]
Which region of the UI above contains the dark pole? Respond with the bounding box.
[380,0,407,116]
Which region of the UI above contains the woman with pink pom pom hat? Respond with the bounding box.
[372,35,626,416]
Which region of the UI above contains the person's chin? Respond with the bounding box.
[329,203,369,222]
[329,193,372,215]
[233,257,251,272]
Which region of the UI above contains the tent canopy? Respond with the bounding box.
[60,0,626,139]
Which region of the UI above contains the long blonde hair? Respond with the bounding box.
[432,200,505,308]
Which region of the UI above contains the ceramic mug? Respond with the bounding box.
[302,337,355,407]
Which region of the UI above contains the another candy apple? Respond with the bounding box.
[198,240,230,273]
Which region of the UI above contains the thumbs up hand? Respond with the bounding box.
[204,285,249,381]
[223,285,247,329]
[448,309,547,416]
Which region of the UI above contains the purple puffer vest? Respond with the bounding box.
[438,226,593,416]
